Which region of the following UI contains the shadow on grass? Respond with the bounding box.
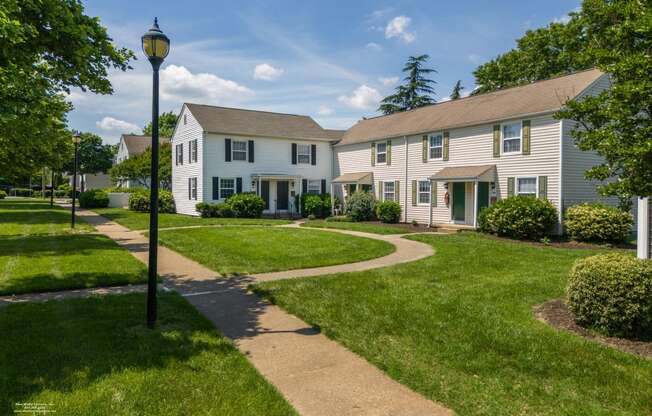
[0,293,234,414]
[0,234,123,257]
[0,272,147,297]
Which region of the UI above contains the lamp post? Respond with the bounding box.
[142,18,170,329]
[71,132,81,228]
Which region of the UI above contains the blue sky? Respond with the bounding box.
[71,0,580,144]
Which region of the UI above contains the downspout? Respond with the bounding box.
[404,135,408,223]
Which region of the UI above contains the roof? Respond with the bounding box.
[337,68,606,146]
[332,172,373,184]
[430,165,496,182]
[121,135,171,157]
[185,103,339,141]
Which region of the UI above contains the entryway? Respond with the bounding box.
[252,174,299,215]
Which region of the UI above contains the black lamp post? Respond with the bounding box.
[71,132,81,228]
[142,18,170,329]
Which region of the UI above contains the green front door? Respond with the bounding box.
[477,182,489,214]
[452,182,465,222]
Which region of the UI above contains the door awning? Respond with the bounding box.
[331,172,373,184]
[430,165,496,182]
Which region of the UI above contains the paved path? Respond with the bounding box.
[54,208,452,416]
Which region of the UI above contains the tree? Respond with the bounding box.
[556,0,652,200]
[473,13,591,94]
[378,55,437,115]
[450,80,464,100]
[0,0,133,179]
[63,132,115,175]
[110,143,172,189]
[143,111,178,138]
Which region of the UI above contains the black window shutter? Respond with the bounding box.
[321,179,326,194]
[291,143,297,164]
[248,140,254,163]
[188,178,191,200]
[212,177,219,200]
[236,177,243,193]
[188,141,192,163]
[180,144,184,165]
[311,144,317,165]
[302,179,308,194]
[225,138,232,162]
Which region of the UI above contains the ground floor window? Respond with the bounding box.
[418,180,431,204]
[307,179,321,194]
[189,177,197,200]
[220,178,236,199]
[517,177,537,196]
[384,181,395,201]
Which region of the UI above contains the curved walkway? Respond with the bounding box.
[20,208,452,416]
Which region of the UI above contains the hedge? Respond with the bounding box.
[345,192,376,222]
[299,193,331,219]
[128,190,176,213]
[79,189,109,208]
[478,196,557,240]
[375,200,401,223]
[564,203,633,243]
[195,202,233,218]
[226,193,264,218]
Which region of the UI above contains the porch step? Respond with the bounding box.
[431,224,474,234]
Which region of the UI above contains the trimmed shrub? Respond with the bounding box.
[79,189,109,208]
[567,253,652,339]
[11,188,33,197]
[478,196,557,240]
[345,191,376,222]
[226,193,264,218]
[301,194,332,218]
[565,203,633,243]
[0,190,6,199]
[375,200,401,223]
[128,190,176,213]
[54,190,67,198]
[195,202,233,218]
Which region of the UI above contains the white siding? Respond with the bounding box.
[116,138,129,163]
[172,105,203,215]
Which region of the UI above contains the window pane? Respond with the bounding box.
[308,180,321,194]
[220,179,235,199]
[298,144,311,164]
[503,138,521,153]
[517,178,536,195]
[429,135,442,147]
[418,181,430,204]
[233,141,247,151]
[377,153,386,163]
[430,147,442,159]
[503,123,521,139]
[376,143,386,153]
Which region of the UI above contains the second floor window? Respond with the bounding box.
[175,143,184,165]
[232,140,247,161]
[429,134,443,159]
[297,144,311,164]
[190,140,197,163]
[376,142,387,164]
[502,122,522,154]
[384,181,395,201]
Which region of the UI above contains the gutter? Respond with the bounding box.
[404,135,408,223]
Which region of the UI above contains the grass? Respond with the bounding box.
[255,233,652,415]
[158,226,395,275]
[0,198,147,295]
[0,292,297,415]
[93,207,292,230]
[0,199,92,236]
[302,219,416,235]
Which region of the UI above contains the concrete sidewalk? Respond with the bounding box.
[73,208,453,416]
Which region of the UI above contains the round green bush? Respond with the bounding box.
[128,190,175,213]
[226,193,264,218]
[79,189,109,208]
[195,202,233,218]
[375,200,401,223]
[567,253,652,339]
[564,203,633,243]
[0,190,6,199]
[345,192,376,222]
[478,196,557,240]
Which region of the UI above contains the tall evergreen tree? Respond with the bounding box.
[378,55,437,115]
[450,80,464,100]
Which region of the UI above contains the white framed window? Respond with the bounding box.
[297,144,311,164]
[384,181,395,201]
[429,134,443,160]
[517,177,537,197]
[220,178,236,199]
[232,140,247,161]
[418,180,431,205]
[189,177,197,200]
[307,180,321,194]
[175,143,184,165]
[183,114,187,125]
[190,140,198,163]
[502,121,522,154]
[376,142,387,164]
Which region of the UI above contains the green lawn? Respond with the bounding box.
[93,207,292,230]
[158,226,395,275]
[0,199,92,236]
[0,198,146,295]
[302,219,416,235]
[0,292,296,415]
[255,233,652,415]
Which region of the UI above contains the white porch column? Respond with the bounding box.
[428,179,433,227]
[472,181,478,228]
[330,183,335,216]
[638,197,651,259]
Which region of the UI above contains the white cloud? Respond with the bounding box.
[385,16,416,44]
[253,63,285,81]
[96,117,140,133]
[317,105,333,116]
[160,64,253,103]
[379,76,399,87]
[553,7,581,24]
[365,42,382,51]
[338,85,381,109]
[467,54,482,65]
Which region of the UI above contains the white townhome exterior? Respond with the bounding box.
[171,103,343,216]
[172,69,615,230]
[115,134,171,188]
